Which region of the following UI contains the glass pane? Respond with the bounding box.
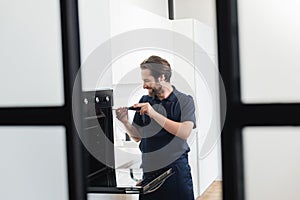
[243,127,300,200]
[238,0,300,103]
[0,126,69,200]
[0,0,64,107]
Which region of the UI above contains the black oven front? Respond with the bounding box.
[81,89,116,187]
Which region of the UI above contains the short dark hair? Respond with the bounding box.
[140,55,172,82]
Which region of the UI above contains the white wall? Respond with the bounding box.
[125,0,168,18]
[174,0,216,28]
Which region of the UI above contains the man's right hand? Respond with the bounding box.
[115,107,128,124]
[115,107,141,142]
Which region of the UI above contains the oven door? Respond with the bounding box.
[82,90,116,188]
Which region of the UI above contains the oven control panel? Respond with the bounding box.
[82,89,113,108]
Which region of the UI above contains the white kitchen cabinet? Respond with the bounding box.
[172,18,220,195]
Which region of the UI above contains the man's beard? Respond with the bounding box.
[148,84,162,97]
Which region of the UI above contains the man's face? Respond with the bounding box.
[141,69,162,96]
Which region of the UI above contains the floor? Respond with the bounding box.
[196,181,222,200]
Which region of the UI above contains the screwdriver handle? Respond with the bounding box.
[127,106,141,111]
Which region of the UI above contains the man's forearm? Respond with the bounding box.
[151,111,193,140]
[123,120,142,142]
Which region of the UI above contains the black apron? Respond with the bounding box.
[139,156,194,200]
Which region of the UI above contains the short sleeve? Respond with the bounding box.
[180,95,197,128]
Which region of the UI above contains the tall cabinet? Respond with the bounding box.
[172,18,220,195]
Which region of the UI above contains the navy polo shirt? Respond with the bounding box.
[133,86,196,169]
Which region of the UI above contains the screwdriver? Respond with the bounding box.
[112,106,141,111]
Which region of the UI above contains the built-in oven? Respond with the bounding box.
[82,89,116,188]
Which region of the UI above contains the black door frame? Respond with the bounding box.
[168,0,174,20]
[216,0,300,200]
[0,0,86,199]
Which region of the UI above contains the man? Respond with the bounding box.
[116,55,196,200]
